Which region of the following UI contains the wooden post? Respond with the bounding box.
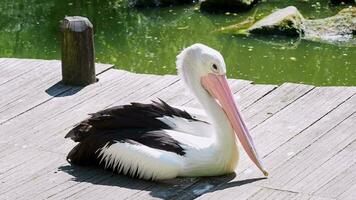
[60,16,96,86]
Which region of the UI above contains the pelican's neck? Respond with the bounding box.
[194,86,234,142]
[190,83,239,172]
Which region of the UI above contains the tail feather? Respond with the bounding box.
[65,121,94,142]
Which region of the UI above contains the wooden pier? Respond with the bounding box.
[0,58,355,200]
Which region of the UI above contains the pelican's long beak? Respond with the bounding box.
[201,73,268,176]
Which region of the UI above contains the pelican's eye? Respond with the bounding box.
[212,64,219,73]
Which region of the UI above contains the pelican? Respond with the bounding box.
[65,43,268,180]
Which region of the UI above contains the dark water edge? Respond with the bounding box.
[0,0,355,86]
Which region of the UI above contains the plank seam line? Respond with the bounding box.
[182,80,253,106]
[250,86,316,130]
[148,78,180,98]
[264,91,356,159]
[313,141,356,198]
[46,72,130,118]
[169,179,207,200]
[9,72,131,144]
[334,162,356,199]
[0,61,49,87]
[291,137,356,196]
[0,93,29,112]
[305,136,356,194]
[121,184,156,200]
[0,87,72,126]
[245,187,264,200]
[0,145,66,181]
[95,76,158,109]
[0,158,64,196]
[0,65,114,126]
[32,167,96,199]
[14,73,131,147]
[0,159,30,180]
[263,111,356,193]
[59,171,141,199]
[263,102,356,191]
[0,70,61,114]
[0,70,122,128]
[233,80,255,94]
[104,76,176,109]
[259,186,299,194]
[96,64,114,76]
[61,175,112,199]
[256,109,356,192]
[249,186,329,200]
[242,85,277,111]
[46,172,111,199]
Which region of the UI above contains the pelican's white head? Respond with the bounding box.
[176,43,226,94]
[176,43,268,177]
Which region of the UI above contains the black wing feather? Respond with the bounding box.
[65,99,196,167]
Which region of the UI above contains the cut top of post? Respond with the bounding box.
[61,16,93,32]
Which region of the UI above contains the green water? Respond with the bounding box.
[0,0,355,86]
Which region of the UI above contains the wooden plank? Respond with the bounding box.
[198,89,356,200]
[235,92,356,180]
[0,145,30,175]
[308,196,336,200]
[337,183,356,200]
[0,59,111,94]
[0,142,18,157]
[0,61,61,120]
[236,87,356,173]
[253,98,356,193]
[183,79,255,108]
[255,99,356,193]
[243,83,314,128]
[161,79,252,107]
[247,190,337,200]
[196,184,261,200]
[56,175,153,200]
[245,188,299,200]
[315,163,356,199]
[0,59,112,124]
[185,83,277,110]
[0,149,62,197]
[105,74,179,108]
[236,84,277,109]
[12,162,120,200]
[146,76,185,103]
[0,59,42,86]
[197,186,334,200]
[0,70,142,147]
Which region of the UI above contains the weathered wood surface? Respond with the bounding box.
[61,16,96,86]
[0,58,355,200]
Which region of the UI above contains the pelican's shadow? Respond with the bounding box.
[58,165,265,199]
